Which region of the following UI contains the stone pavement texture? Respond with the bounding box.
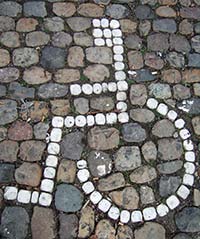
[1,0,200,239]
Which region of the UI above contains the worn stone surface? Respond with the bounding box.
[54,69,80,83]
[23,67,51,85]
[38,83,68,99]
[59,214,78,239]
[0,2,22,17]
[0,31,20,48]
[67,17,91,31]
[74,98,89,114]
[86,47,113,64]
[0,164,15,183]
[8,120,33,141]
[122,123,147,143]
[0,140,18,162]
[130,109,155,123]
[51,99,70,116]
[78,3,104,17]
[159,176,181,197]
[157,160,183,174]
[52,32,72,48]
[13,48,39,67]
[83,64,109,82]
[152,119,175,138]
[130,165,157,184]
[117,226,133,239]
[106,4,129,19]
[130,84,147,106]
[53,2,76,17]
[140,186,155,205]
[68,46,85,67]
[95,220,115,239]
[142,141,157,162]
[91,97,114,112]
[8,82,35,100]
[57,160,76,183]
[33,122,49,140]
[0,67,19,83]
[98,173,125,191]
[0,100,18,125]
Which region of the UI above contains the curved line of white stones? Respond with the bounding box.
[74,98,196,224]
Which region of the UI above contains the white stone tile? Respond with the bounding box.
[82,181,95,195]
[175,119,185,129]
[95,113,106,125]
[75,115,87,127]
[93,28,103,38]
[47,142,60,155]
[94,38,105,46]
[92,19,100,27]
[46,155,58,168]
[102,82,108,92]
[101,18,109,28]
[116,102,127,112]
[106,39,113,47]
[185,151,195,162]
[183,173,194,186]
[113,37,123,45]
[40,179,54,193]
[131,210,143,223]
[156,204,169,217]
[98,199,111,212]
[39,192,52,206]
[77,169,90,183]
[118,112,129,123]
[93,83,102,94]
[157,103,168,116]
[179,128,191,140]
[110,19,120,29]
[177,185,190,199]
[116,92,127,101]
[115,71,126,81]
[114,62,125,71]
[87,115,95,126]
[183,139,194,151]
[166,195,180,210]
[117,81,128,91]
[146,98,158,109]
[50,128,62,142]
[113,45,124,54]
[120,210,130,224]
[112,29,122,37]
[44,167,56,179]
[143,207,157,221]
[108,206,120,220]
[70,84,82,96]
[184,162,195,174]
[106,112,117,124]
[114,54,123,62]
[77,160,87,169]
[31,191,39,204]
[65,116,75,128]
[103,28,112,38]
[52,116,64,128]
[17,190,31,204]
[82,84,93,95]
[108,82,117,92]
[4,186,18,200]
[90,191,102,204]
[167,110,178,121]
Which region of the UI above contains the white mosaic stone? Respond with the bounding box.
[77,160,87,169]
[143,207,157,221]
[113,37,123,45]
[177,185,190,199]
[103,28,112,38]
[102,82,108,92]
[117,80,128,91]
[167,110,178,121]
[120,210,130,224]
[112,29,122,37]
[70,84,82,96]
[98,199,111,213]
[116,102,127,112]
[40,179,54,193]
[184,162,195,174]
[95,113,106,125]
[131,210,143,223]
[146,98,158,109]
[118,112,129,123]
[94,38,105,46]
[65,116,75,128]
[50,128,62,142]
[108,82,117,92]
[113,45,124,54]
[75,115,87,127]
[44,167,56,179]
[116,91,127,101]
[114,54,123,62]
[4,186,18,200]
[52,116,64,128]
[46,155,58,168]
[17,190,31,204]
[115,71,126,81]
[185,151,195,162]
[77,169,90,183]
[157,103,168,116]
[87,115,95,126]
[31,191,39,204]
[82,84,93,95]
[92,19,101,27]
[82,181,95,195]
[106,39,113,47]
[179,128,191,140]
[166,195,180,210]
[39,192,52,206]
[175,119,185,129]
[101,18,109,28]
[106,112,118,124]
[156,204,169,217]
[93,83,102,94]
[110,19,120,29]
[183,139,194,151]
[90,191,102,204]
[114,62,125,70]
[93,28,103,38]
[183,173,194,186]
[47,142,60,155]
[108,206,120,220]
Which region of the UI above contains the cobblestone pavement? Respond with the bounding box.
[1,0,200,238]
